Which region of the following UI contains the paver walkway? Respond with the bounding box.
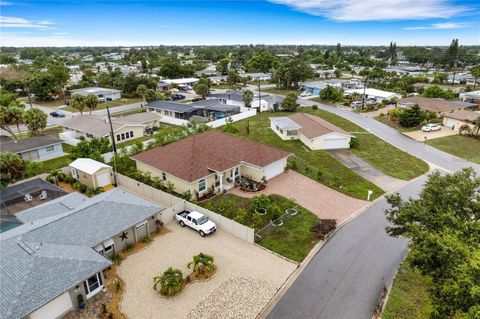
[229,170,367,224]
[328,149,407,192]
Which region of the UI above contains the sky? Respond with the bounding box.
[0,0,479,47]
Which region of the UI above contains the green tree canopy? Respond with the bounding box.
[71,137,111,162]
[385,169,480,319]
[84,93,99,114]
[398,104,424,127]
[23,108,47,135]
[273,59,314,89]
[245,50,279,73]
[0,152,26,186]
[319,86,344,102]
[281,92,298,112]
[421,86,455,99]
[242,90,254,108]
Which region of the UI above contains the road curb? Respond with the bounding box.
[256,173,428,319]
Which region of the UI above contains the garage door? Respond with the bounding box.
[29,291,73,319]
[444,118,457,128]
[96,172,111,187]
[324,138,348,150]
[135,222,148,241]
[263,159,286,180]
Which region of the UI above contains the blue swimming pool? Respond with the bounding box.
[0,221,22,233]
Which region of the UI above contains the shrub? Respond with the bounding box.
[250,195,271,212]
[153,267,184,296]
[111,252,124,265]
[142,236,152,243]
[312,105,318,110]
[125,242,134,251]
[79,183,88,193]
[234,208,247,224]
[77,294,84,305]
[115,281,122,293]
[349,137,359,148]
[310,219,337,240]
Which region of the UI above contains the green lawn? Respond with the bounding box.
[374,115,422,132]
[116,125,183,148]
[211,84,242,90]
[382,261,432,319]
[300,108,429,180]
[425,135,480,164]
[202,194,322,262]
[112,109,146,117]
[62,98,143,112]
[262,88,302,96]
[33,155,72,174]
[228,111,384,200]
[33,99,66,107]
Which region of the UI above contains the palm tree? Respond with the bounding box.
[7,106,24,139]
[242,90,254,108]
[470,65,480,90]
[136,84,148,103]
[187,253,215,275]
[84,94,99,114]
[70,94,86,114]
[474,116,480,136]
[153,267,183,296]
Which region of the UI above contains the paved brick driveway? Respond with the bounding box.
[403,128,457,142]
[229,170,368,224]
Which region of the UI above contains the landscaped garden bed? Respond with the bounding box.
[202,194,327,262]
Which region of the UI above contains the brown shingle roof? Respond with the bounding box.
[442,110,480,123]
[288,113,351,139]
[132,131,292,182]
[398,96,470,112]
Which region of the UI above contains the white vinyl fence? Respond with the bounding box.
[59,132,81,146]
[116,173,255,243]
[206,109,257,128]
[158,116,190,126]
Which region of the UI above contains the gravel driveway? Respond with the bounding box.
[229,170,368,223]
[119,222,297,319]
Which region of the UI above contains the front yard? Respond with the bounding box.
[425,135,480,164]
[202,193,330,262]
[61,98,143,112]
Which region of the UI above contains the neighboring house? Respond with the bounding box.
[208,90,281,112]
[158,78,199,89]
[460,90,480,103]
[300,80,364,95]
[397,96,476,113]
[0,188,163,319]
[69,87,122,101]
[270,113,354,150]
[0,135,64,162]
[442,110,480,132]
[239,72,272,81]
[345,88,402,103]
[61,114,159,144]
[70,158,114,189]
[132,131,292,199]
[146,99,239,121]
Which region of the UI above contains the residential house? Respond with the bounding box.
[0,188,163,319]
[132,131,292,199]
[0,135,64,162]
[146,99,239,121]
[442,110,479,132]
[69,87,122,101]
[345,88,402,104]
[300,80,364,95]
[158,78,199,90]
[397,96,476,113]
[61,113,160,144]
[208,90,281,112]
[239,72,272,81]
[69,158,114,189]
[460,90,480,103]
[270,113,353,150]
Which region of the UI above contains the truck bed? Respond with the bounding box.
[176,210,190,219]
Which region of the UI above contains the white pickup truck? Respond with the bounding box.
[175,210,217,237]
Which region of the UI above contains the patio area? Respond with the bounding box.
[118,222,297,319]
[229,170,368,224]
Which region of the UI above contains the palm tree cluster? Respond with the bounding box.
[153,267,183,297]
[187,252,215,275]
[70,93,99,114]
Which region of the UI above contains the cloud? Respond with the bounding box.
[269,0,469,21]
[403,22,466,30]
[0,16,55,29]
[0,1,14,6]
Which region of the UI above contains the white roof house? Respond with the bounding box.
[70,158,111,175]
[161,78,199,85]
[345,88,402,101]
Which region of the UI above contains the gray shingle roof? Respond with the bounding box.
[1,135,62,154]
[190,99,239,112]
[0,188,163,319]
[146,101,197,113]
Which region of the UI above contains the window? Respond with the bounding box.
[129,131,133,138]
[83,273,103,298]
[162,172,166,181]
[86,133,93,138]
[45,145,55,152]
[235,167,239,176]
[199,179,206,192]
[121,133,125,140]
[116,134,121,141]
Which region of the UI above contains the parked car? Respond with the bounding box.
[421,124,441,132]
[300,91,312,97]
[98,97,106,103]
[172,94,186,101]
[175,210,216,237]
[351,101,364,108]
[49,111,66,118]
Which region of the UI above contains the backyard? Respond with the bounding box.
[382,261,432,319]
[425,135,480,164]
[202,194,330,262]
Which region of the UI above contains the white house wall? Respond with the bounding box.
[29,291,73,319]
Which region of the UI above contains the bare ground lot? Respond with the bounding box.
[119,222,297,319]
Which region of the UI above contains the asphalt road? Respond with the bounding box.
[267,98,480,319]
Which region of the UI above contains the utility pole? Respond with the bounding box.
[106,105,118,185]
[362,76,367,108]
[258,83,261,110]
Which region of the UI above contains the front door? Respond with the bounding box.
[84,273,103,299]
